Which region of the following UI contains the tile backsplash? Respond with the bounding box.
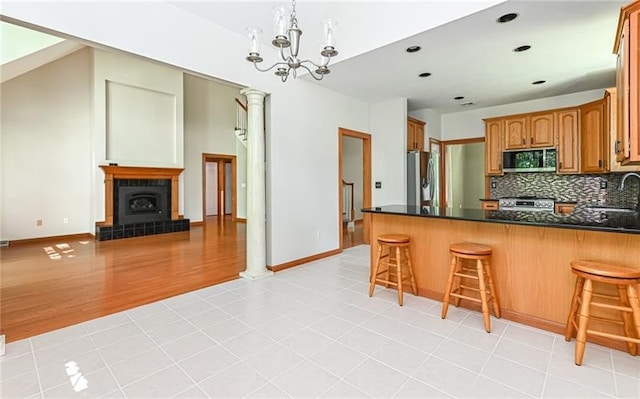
[490,172,640,208]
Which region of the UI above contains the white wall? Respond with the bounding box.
[183,74,241,222]
[1,48,92,240]
[342,136,364,221]
[440,89,605,140]
[409,108,443,141]
[370,98,408,207]
[266,81,369,266]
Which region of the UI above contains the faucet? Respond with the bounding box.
[619,172,640,211]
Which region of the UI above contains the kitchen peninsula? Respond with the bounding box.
[363,205,640,347]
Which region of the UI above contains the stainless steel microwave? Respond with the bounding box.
[502,148,557,173]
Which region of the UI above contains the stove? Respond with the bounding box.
[498,196,555,212]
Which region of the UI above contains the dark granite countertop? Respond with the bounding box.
[362,205,640,234]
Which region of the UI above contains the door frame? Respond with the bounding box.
[338,128,372,248]
[202,153,237,221]
[441,137,485,207]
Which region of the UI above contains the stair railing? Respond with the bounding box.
[235,98,247,142]
[342,180,355,223]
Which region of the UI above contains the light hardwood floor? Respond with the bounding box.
[342,220,365,249]
[0,216,245,343]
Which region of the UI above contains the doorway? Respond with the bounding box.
[338,128,372,249]
[202,154,237,220]
[442,138,485,209]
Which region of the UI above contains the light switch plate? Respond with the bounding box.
[375,182,382,189]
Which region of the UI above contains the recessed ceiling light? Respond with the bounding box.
[418,72,431,78]
[532,80,546,85]
[461,102,475,107]
[406,46,421,53]
[497,13,518,23]
[454,96,465,100]
[513,45,531,52]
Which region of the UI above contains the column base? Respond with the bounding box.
[239,269,274,281]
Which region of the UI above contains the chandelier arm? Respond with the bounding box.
[252,61,289,73]
[278,46,288,62]
[299,63,324,81]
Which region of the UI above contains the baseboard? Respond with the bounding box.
[8,233,95,246]
[419,288,629,352]
[268,248,342,272]
[190,221,204,227]
[235,218,247,223]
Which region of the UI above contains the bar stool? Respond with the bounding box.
[441,242,501,333]
[368,234,417,306]
[564,260,640,366]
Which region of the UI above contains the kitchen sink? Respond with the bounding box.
[585,205,638,213]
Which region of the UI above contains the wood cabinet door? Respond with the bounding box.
[556,110,580,174]
[504,117,528,150]
[415,123,425,151]
[580,99,608,173]
[530,113,555,147]
[616,18,630,162]
[407,120,416,151]
[485,120,503,175]
[630,10,640,163]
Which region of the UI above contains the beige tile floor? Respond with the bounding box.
[1,245,639,398]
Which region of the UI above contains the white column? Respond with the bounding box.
[239,88,273,280]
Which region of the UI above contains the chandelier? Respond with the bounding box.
[245,0,338,82]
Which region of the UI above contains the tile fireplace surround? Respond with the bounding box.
[96,165,189,241]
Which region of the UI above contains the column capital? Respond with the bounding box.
[240,88,268,99]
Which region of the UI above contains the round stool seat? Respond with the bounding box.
[571,260,640,280]
[450,242,492,256]
[377,234,411,245]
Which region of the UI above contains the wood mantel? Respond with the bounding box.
[99,165,184,226]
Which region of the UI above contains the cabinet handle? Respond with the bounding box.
[598,159,602,168]
[530,137,533,145]
[522,138,525,145]
[615,140,620,154]
[559,162,563,169]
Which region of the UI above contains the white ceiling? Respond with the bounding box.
[173,0,626,113]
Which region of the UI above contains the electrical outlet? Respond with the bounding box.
[491,181,497,189]
[63,218,69,224]
[600,180,607,189]
[36,219,43,227]
[316,229,320,239]
[375,181,382,189]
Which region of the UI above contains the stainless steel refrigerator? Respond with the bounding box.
[407,150,439,207]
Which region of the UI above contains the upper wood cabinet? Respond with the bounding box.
[607,87,640,171]
[580,99,609,173]
[504,116,528,150]
[614,1,640,164]
[556,109,580,174]
[503,113,555,150]
[407,117,425,151]
[530,113,556,148]
[484,119,503,175]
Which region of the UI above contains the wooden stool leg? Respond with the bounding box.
[369,244,384,297]
[453,257,463,307]
[617,285,638,356]
[404,247,418,295]
[476,259,491,333]
[441,254,458,319]
[395,247,404,306]
[483,259,501,319]
[627,284,640,354]
[575,279,594,366]
[384,245,391,288]
[565,276,585,341]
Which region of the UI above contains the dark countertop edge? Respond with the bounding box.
[363,207,640,235]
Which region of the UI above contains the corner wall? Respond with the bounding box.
[1,48,92,240]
